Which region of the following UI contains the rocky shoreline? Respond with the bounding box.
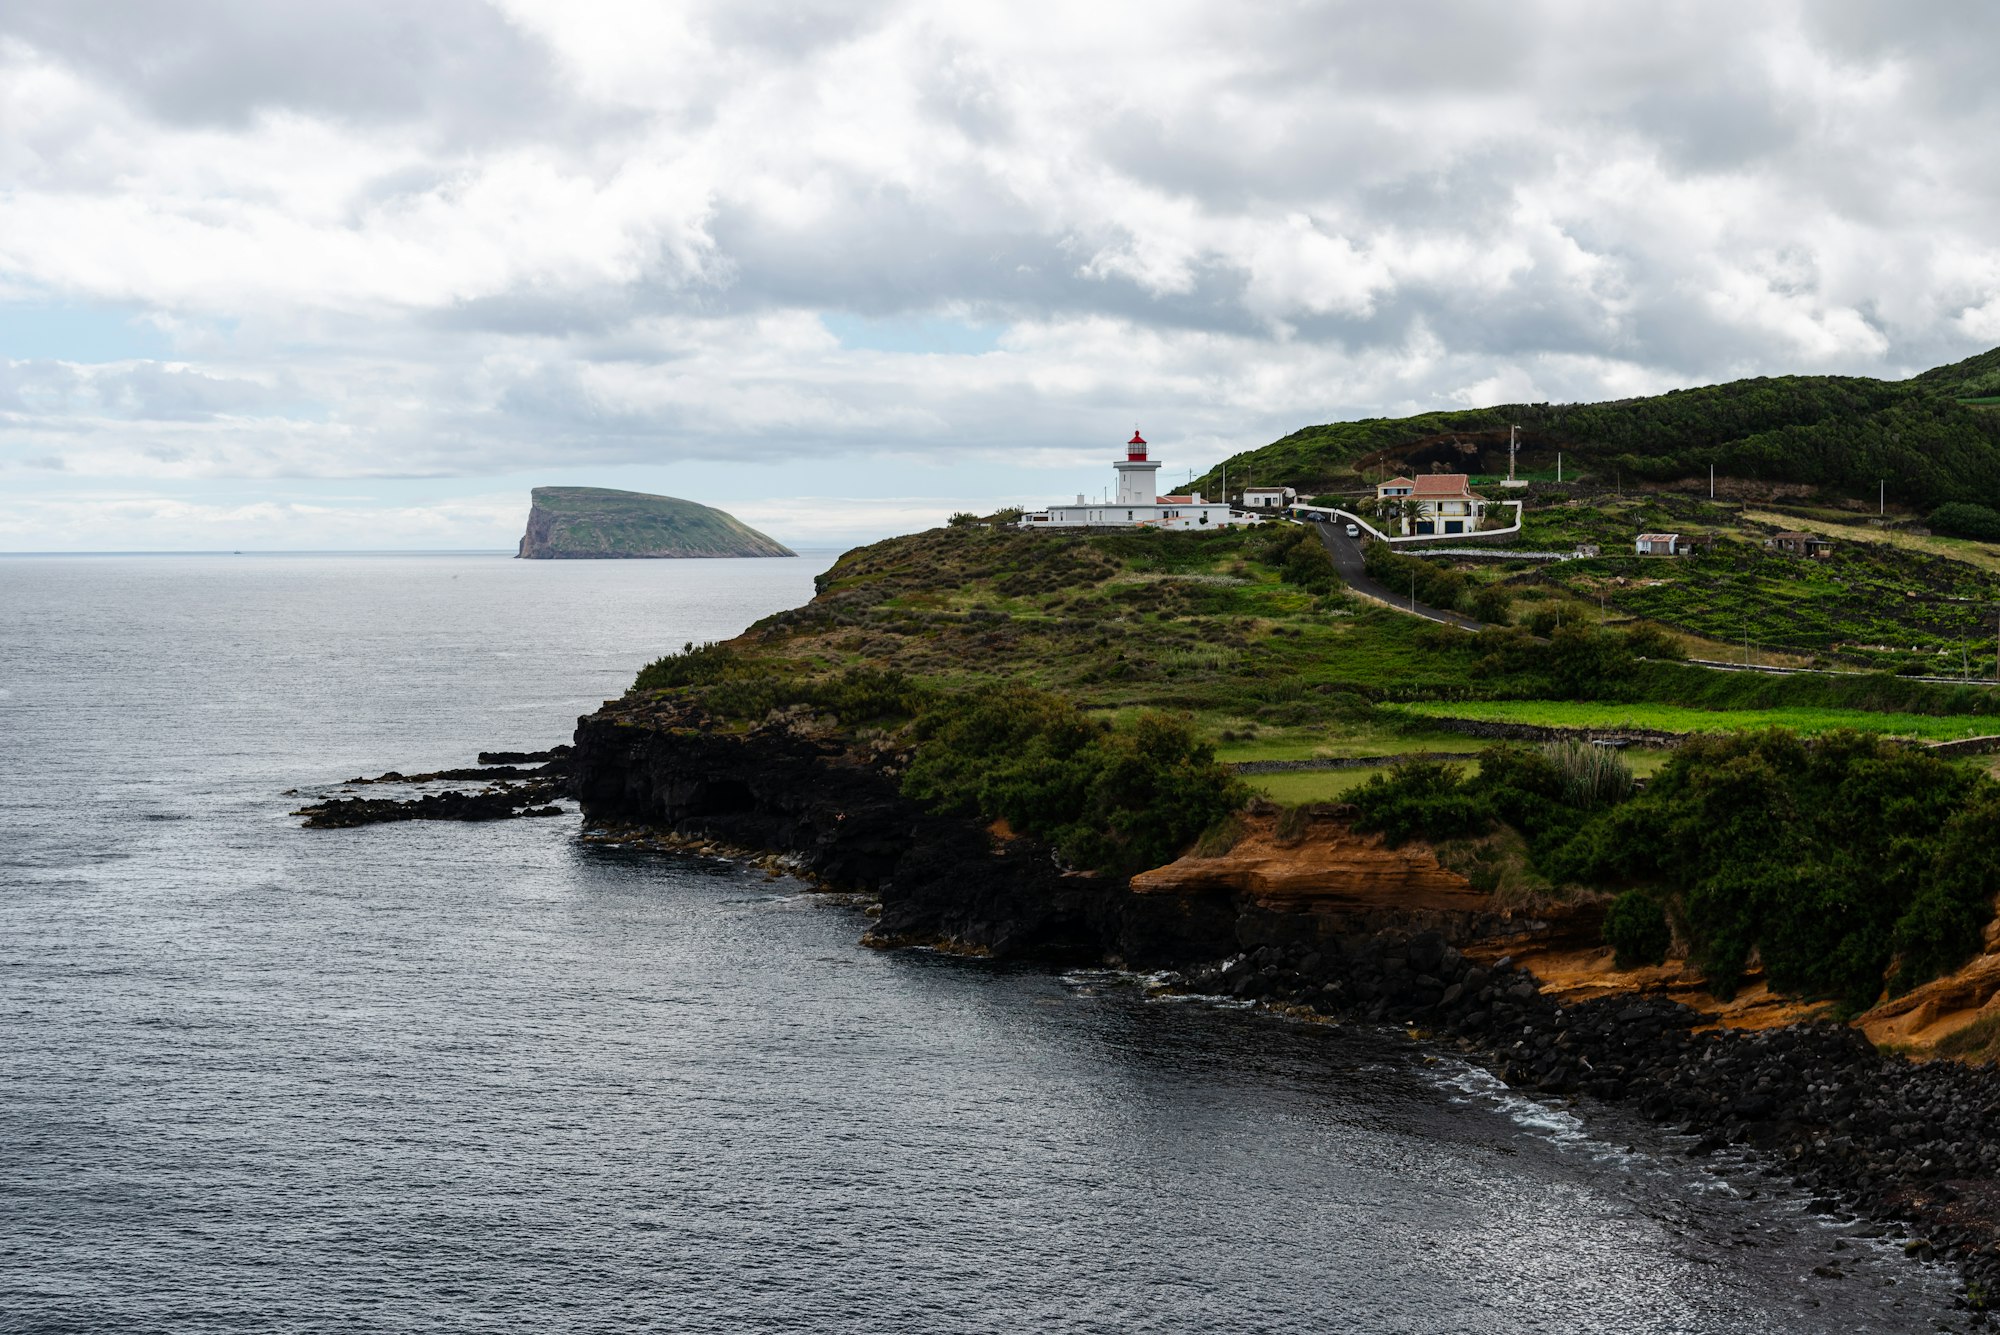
[1184,932,2000,1315]
[564,697,2000,1318]
[291,747,573,828]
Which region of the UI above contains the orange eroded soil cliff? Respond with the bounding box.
[1129,809,1492,915]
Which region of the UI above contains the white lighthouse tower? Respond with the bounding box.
[1113,429,1161,506]
[1015,427,1259,530]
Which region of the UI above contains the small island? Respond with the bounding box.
[516,486,796,559]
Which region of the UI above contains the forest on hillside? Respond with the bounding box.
[1199,351,2000,511]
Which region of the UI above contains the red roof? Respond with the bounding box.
[1128,430,1146,447]
[1410,474,1476,497]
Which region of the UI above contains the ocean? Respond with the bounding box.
[0,552,1958,1333]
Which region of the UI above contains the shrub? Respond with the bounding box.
[1622,624,1686,661]
[1282,535,1340,592]
[1194,814,1247,858]
[1525,602,1590,636]
[902,689,1247,876]
[1604,890,1672,969]
[1929,502,2000,542]
[947,511,980,527]
[1543,624,1638,697]
[1349,761,1492,847]
[633,641,742,692]
[1471,584,1513,625]
[1541,739,1635,809]
[1362,543,1469,613]
[1552,729,1998,1008]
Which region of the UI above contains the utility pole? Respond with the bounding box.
[1709,464,1714,500]
[1557,452,1563,484]
[1508,425,1518,483]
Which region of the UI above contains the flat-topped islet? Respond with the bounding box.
[516,486,795,559]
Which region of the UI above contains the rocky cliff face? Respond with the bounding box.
[570,701,1517,965]
[567,698,2000,1307]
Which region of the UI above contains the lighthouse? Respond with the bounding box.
[1113,429,1161,506]
[1015,428,1261,531]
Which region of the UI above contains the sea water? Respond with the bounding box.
[0,553,1962,1333]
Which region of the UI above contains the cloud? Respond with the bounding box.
[3,2,2000,547]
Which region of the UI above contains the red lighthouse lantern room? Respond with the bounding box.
[1127,429,1148,461]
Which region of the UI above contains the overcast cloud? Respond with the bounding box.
[4,0,2000,549]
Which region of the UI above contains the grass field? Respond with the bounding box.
[1384,700,2000,741]
[1245,768,1414,803]
[1212,725,1494,765]
[1742,508,2000,577]
[1245,746,1676,804]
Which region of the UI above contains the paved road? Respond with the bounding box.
[1315,522,1487,631]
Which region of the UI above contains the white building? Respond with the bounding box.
[1241,486,1297,509]
[1374,474,1491,537]
[1019,431,1261,531]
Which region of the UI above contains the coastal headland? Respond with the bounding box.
[559,354,2000,1315]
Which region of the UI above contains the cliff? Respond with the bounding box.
[517,486,795,559]
[570,700,1524,965]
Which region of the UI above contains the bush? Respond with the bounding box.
[901,689,1247,876]
[1929,502,2000,542]
[947,512,980,527]
[1541,739,1635,808]
[633,641,741,692]
[1471,584,1513,625]
[1525,602,1590,636]
[1349,761,1492,847]
[1194,814,1247,858]
[1552,728,1997,1008]
[1282,535,1340,592]
[635,643,929,726]
[1604,890,1672,969]
[1622,624,1685,661]
[1361,542,1469,613]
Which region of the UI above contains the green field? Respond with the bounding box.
[1385,699,2000,742]
[1246,767,1410,803]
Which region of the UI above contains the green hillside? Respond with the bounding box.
[517,486,795,559]
[1195,349,2000,511]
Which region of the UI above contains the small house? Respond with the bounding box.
[1766,531,1832,559]
[1240,486,1297,510]
[1634,532,1682,557]
[1374,473,1489,536]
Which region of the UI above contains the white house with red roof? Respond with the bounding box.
[1373,473,1491,537]
[1018,431,1262,531]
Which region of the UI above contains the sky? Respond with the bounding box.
[4,1,2000,551]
